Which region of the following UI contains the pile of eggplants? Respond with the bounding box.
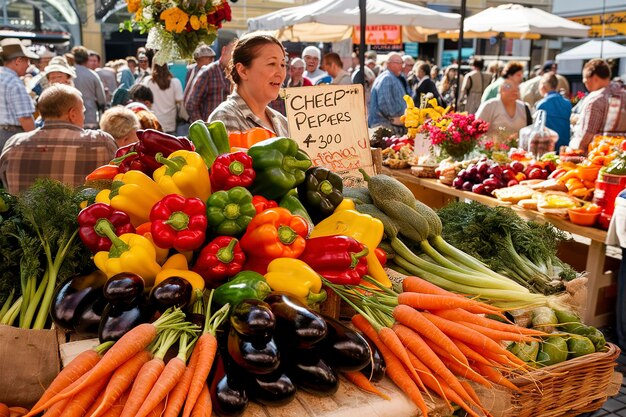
[212,292,386,416]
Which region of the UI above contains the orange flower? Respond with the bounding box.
[189,15,200,30]
[160,6,189,33]
[126,0,140,13]
[199,14,208,29]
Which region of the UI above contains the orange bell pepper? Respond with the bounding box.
[229,127,275,149]
[565,177,585,191]
[240,207,309,273]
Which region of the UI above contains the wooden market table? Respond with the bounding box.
[382,168,617,327]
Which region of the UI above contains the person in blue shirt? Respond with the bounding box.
[368,52,410,136]
[535,72,572,153]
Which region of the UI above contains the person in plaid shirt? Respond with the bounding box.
[184,38,236,122]
[570,59,626,153]
[0,84,117,193]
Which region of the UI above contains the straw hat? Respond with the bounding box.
[44,56,76,79]
[0,38,39,60]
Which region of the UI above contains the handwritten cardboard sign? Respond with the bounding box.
[284,84,373,187]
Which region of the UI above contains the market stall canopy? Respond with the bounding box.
[556,40,626,61]
[247,0,460,42]
[438,3,590,39]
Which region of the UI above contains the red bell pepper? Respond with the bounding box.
[210,151,256,191]
[192,236,245,284]
[252,195,278,214]
[375,247,388,267]
[150,194,208,252]
[77,203,135,253]
[298,235,368,285]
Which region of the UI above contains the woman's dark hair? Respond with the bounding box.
[228,33,285,85]
[129,84,154,103]
[470,57,484,71]
[502,61,524,79]
[151,63,172,90]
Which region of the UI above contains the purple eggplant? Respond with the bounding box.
[264,293,327,348]
[50,270,107,331]
[319,315,371,372]
[230,299,275,342]
[227,328,280,375]
[149,276,193,311]
[98,299,152,343]
[102,272,144,306]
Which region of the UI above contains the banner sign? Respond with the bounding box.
[569,12,626,38]
[283,84,373,186]
[352,25,402,45]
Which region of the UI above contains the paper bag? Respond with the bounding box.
[0,325,60,408]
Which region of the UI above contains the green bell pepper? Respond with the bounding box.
[206,186,257,236]
[213,271,272,309]
[297,166,344,223]
[188,120,220,168]
[248,137,312,200]
[279,189,314,232]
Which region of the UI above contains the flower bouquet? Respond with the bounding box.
[401,94,449,139]
[122,0,232,64]
[421,112,489,160]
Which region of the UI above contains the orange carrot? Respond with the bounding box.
[146,400,166,417]
[433,309,545,336]
[460,380,481,409]
[190,383,212,417]
[464,341,527,369]
[182,303,229,417]
[352,314,429,417]
[420,312,511,356]
[473,363,520,391]
[459,321,538,343]
[342,371,390,401]
[406,351,483,417]
[62,375,109,417]
[378,326,423,385]
[163,344,200,417]
[451,339,493,366]
[438,355,492,388]
[89,349,153,417]
[398,292,501,316]
[29,343,110,414]
[8,407,28,417]
[392,323,476,408]
[25,310,183,417]
[107,390,130,417]
[393,305,468,366]
[402,276,466,297]
[136,333,194,417]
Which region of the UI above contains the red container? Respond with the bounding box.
[593,173,626,229]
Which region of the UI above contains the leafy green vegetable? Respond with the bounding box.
[0,179,92,329]
[437,201,576,295]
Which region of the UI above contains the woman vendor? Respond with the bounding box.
[208,32,289,137]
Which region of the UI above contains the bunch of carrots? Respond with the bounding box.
[325,276,547,417]
[20,298,229,417]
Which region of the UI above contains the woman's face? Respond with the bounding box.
[239,43,286,103]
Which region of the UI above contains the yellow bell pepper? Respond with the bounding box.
[153,150,211,201]
[334,198,356,212]
[264,258,326,305]
[95,170,165,227]
[154,253,206,293]
[311,209,391,288]
[93,227,161,287]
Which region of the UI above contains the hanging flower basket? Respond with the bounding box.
[122,0,232,64]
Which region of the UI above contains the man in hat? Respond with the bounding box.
[135,52,151,85]
[181,44,216,124]
[0,38,38,153]
[302,46,328,85]
[185,33,237,122]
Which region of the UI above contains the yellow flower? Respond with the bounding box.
[126,0,140,13]
[189,15,200,30]
[160,6,189,33]
[135,8,143,22]
[199,14,208,29]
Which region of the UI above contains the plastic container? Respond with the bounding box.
[593,173,626,229]
[568,209,600,227]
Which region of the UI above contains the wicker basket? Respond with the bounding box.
[503,343,621,417]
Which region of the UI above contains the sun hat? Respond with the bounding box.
[290,58,305,68]
[302,46,321,60]
[193,44,215,60]
[44,56,76,79]
[0,38,39,60]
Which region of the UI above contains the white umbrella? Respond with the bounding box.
[439,3,590,39]
[556,40,626,61]
[247,0,460,42]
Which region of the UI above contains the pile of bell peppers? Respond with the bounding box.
[78,133,393,326]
